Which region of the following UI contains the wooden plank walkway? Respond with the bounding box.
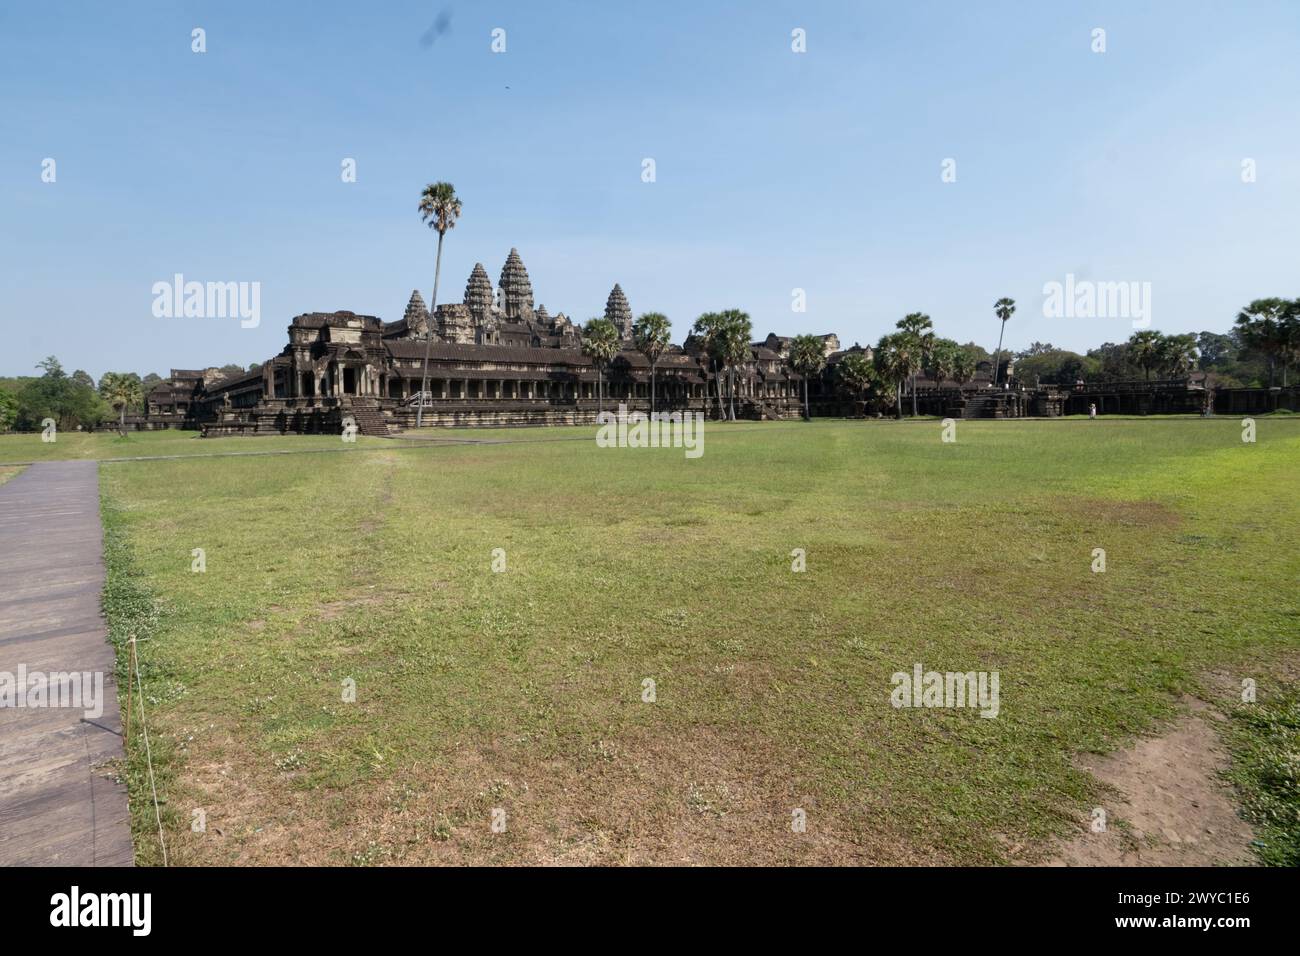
[0,461,133,866]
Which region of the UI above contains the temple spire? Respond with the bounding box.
[403,289,430,337]
[604,283,633,344]
[498,248,534,320]
[464,263,494,325]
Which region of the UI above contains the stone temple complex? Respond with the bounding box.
[140,247,1233,436]
[144,248,835,435]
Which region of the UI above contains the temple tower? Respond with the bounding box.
[605,283,633,344]
[498,248,534,320]
[403,290,431,338]
[464,263,494,326]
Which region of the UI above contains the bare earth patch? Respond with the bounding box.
[167,725,939,866]
[1048,698,1255,866]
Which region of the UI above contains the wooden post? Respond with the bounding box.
[124,637,136,743]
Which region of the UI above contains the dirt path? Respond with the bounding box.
[1048,698,1255,866]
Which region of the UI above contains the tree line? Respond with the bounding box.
[580,293,1300,423]
[1010,299,1299,388]
[0,359,259,432]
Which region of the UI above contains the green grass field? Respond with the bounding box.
[83,419,1299,865]
[0,429,392,464]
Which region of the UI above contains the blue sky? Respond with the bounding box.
[2,1,1298,377]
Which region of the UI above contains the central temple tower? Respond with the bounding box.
[498,248,535,321]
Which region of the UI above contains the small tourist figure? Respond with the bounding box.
[1088,403,1097,419]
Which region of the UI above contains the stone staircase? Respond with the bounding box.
[343,398,391,437]
[958,395,999,419]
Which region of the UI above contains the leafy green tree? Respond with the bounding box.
[1087,342,1143,382]
[1012,349,1089,386]
[1279,300,1300,387]
[71,370,95,390]
[0,389,17,432]
[1019,341,1058,357]
[960,341,993,365]
[581,317,621,415]
[788,334,827,420]
[633,312,672,413]
[37,356,65,379]
[416,181,463,426]
[19,357,105,431]
[1196,332,1235,369]
[924,338,961,386]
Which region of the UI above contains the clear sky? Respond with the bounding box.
[2,1,1298,378]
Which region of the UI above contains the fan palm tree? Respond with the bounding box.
[1128,330,1165,381]
[873,332,919,419]
[992,297,1016,386]
[788,334,826,421]
[633,312,672,413]
[1235,298,1288,387]
[1158,333,1199,379]
[415,181,462,427]
[98,372,143,431]
[895,312,934,416]
[581,317,621,415]
[924,339,959,389]
[715,309,753,421]
[951,347,977,387]
[690,312,727,420]
[836,352,874,417]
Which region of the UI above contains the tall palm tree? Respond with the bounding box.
[873,332,918,419]
[98,372,143,431]
[415,181,462,427]
[991,297,1016,387]
[895,312,934,416]
[1128,329,1165,380]
[787,334,826,421]
[581,317,620,415]
[690,312,726,420]
[1235,298,1288,387]
[632,312,672,413]
[715,309,753,421]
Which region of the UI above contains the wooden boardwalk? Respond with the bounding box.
[0,461,133,866]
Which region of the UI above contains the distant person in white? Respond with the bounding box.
[1088,403,1097,419]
